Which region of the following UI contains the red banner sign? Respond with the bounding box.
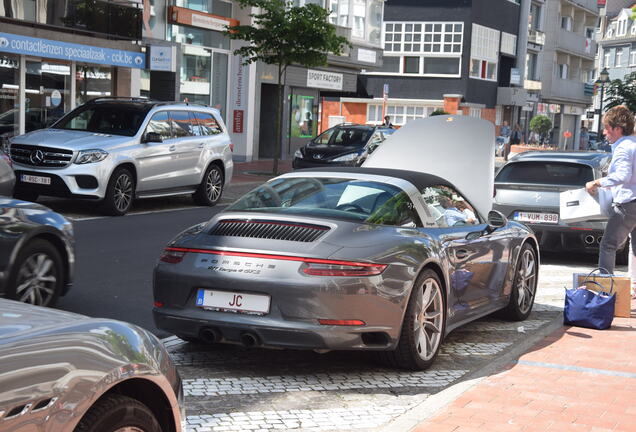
[233,110,244,134]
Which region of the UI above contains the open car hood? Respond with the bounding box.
[363,115,495,218]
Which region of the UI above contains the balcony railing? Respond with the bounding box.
[528,29,545,46]
[0,0,142,41]
[545,78,589,103]
[556,29,596,59]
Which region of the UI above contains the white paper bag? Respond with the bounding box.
[560,187,612,223]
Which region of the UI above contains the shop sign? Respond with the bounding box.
[357,48,377,64]
[149,46,175,72]
[233,110,244,134]
[564,105,585,115]
[50,90,62,107]
[306,69,343,91]
[549,104,561,114]
[510,68,521,86]
[0,32,145,69]
[169,6,239,32]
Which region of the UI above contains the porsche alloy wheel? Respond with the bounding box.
[501,244,537,321]
[381,269,446,370]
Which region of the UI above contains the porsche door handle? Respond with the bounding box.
[169,145,176,151]
[454,249,470,260]
[198,143,204,148]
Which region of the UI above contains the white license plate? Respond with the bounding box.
[514,211,559,224]
[21,174,51,185]
[196,289,270,315]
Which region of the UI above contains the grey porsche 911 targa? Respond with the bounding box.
[153,116,539,370]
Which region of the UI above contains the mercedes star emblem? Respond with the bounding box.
[30,149,45,165]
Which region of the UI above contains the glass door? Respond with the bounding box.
[76,64,114,106]
[25,59,72,132]
[0,54,20,148]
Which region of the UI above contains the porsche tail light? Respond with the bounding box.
[318,319,365,326]
[302,262,386,277]
[159,247,387,276]
[154,301,164,308]
[159,248,187,264]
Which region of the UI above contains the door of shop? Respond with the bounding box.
[258,83,278,159]
[287,88,319,157]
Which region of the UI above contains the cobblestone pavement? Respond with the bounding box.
[164,255,623,432]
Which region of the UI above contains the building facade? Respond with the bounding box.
[594,0,636,136]
[321,0,526,137]
[534,0,597,148]
[0,0,149,145]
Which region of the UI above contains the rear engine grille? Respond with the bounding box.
[10,144,73,167]
[209,219,330,242]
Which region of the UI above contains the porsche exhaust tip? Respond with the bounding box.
[584,235,595,245]
[199,327,222,344]
[240,332,260,348]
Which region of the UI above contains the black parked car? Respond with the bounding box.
[292,124,392,169]
[0,197,74,306]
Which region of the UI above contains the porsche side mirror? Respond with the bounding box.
[143,132,162,143]
[487,210,508,229]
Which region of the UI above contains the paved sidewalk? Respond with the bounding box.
[411,300,636,432]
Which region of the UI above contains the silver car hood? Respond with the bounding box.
[0,299,85,341]
[363,115,495,219]
[11,128,132,151]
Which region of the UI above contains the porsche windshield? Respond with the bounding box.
[227,177,418,225]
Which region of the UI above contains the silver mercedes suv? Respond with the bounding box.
[9,98,234,215]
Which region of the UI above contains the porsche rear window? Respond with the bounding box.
[495,162,594,186]
[227,177,421,226]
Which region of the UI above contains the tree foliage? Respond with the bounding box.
[603,72,636,113]
[430,109,450,116]
[529,115,552,135]
[227,1,349,173]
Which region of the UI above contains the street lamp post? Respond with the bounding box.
[596,67,610,138]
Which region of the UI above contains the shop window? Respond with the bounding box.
[76,65,113,106]
[423,57,459,75]
[403,56,420,74]
[25,60,72,132]
[0,54,20,146]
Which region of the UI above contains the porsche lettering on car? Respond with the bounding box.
[153,116,540,370]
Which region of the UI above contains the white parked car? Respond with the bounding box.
[9,98,233,215]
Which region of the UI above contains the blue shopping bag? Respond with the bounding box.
[564,271,616,330]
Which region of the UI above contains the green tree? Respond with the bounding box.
[529,115,552,145]
[430,109,450,116]
[603,72,636,113]
[227,1,349,174]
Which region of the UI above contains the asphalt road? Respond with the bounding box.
[55,204,226,337]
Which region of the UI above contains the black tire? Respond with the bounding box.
[379,269,446,370]
[101,167,135,216]
[193,164,224,206]
[616,242,629,266]
[74,394,161,432]
[6,239,64,307]
[13,191,39,202]
[499,243,538,321]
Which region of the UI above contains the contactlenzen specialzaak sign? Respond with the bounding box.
[307,69,343,91]
[0,32,146,69]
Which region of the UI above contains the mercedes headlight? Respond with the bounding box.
[332,153,358,162]
[294,149,303,158]
[75,149,108,164]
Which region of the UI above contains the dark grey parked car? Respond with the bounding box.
[493,151,628,262]
[153,117,539,371]
[0,197,74,306]
[0,298,184,432]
